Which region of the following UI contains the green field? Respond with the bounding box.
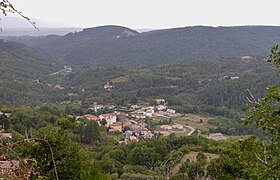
[173,117,216,133]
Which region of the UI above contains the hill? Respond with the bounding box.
[0,39,62,81]
[0,40,67,106]
[6,25,280,67]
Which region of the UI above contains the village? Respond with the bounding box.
[0,99,227,175]
[76,98,227,143]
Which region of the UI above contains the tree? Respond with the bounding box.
[100,119,107,126]
[80,164,112,180]
[0,0,37,30]
[83,121,100,144]
[17,117,87,179]
[128,146,161,170]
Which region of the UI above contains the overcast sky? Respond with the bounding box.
[7,0,280,29]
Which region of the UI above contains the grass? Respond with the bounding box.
[151,116,168,122]
[171,151,219,175]
[111,76,128,83]
[165,76,184,80]
[225,135,252,140]
[173,117,216,133]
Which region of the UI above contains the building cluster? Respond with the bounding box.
[79,98,183,142]
[129,99,182,120]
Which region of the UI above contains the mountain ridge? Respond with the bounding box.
[5,25,280,67]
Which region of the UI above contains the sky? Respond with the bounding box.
[6,0,280,29]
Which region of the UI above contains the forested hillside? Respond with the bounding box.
[0,39,66,105]
[6,25,280,67]
[0,39,61,80]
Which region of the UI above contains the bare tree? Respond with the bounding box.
[0,0,38,30]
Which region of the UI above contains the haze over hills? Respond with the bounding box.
[0,16,82,36]
[5,25,280,68]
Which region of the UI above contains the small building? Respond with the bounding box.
[172,124,184,129]
[130,105,141,110]
[91,104,104,112]
[104,82,114,90]
[0,161,19,176]
[156,105,167,111]
[0,112,11,118]
[208,133,227,141]
[131,113,146,119]
[99,113,117,127]
[167,109,176,114]
[160,125,172,130]
[155,99,165,105]
[104,104,115,109]
[141,128,154,139]
[129,136,138,142]
[0,133,12,139]
[109,121,122,132]
[145,109,154,117]
[81,114,99,121]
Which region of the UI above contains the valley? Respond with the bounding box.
[0,25,280,179]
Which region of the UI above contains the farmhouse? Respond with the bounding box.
[99,113,117,127]
[109,121,122,132]
[208,133,227,141]
[81,114,99,121]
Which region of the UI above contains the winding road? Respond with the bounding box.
[170,124,195,136]
[184,125,195,136]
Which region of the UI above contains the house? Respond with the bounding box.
[133,109,145,114]
[130,105,141,110]
[145,109,154,117]
[99,113,117,127]
[109,121,122,132]
[81,114,99,121]
[167,109,176,114]
[131,113,146,119]
[129,136,138,142]
[0,112,11,118]
[0,133,12,139]
[155,99,165,105]
[129,124,142,136]
[93,104,104,112]
[208,133,227,141]
[156,105,167,111]
[104,104,115,109]
[118,116,132,127]
[0,161,19,176]
[160,125,172,130]
[141,128,154,138]
[172,124,184,129]
[169,113,183,118]
[104,82,114,90]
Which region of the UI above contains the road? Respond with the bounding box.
[185,125,195,136]
[170,124,195,136]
